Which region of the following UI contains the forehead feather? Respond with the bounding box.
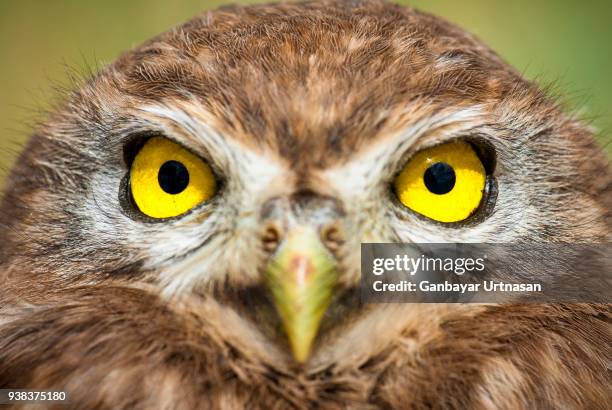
[96,0,527,166]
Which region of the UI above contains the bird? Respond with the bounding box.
[0,0,610,408]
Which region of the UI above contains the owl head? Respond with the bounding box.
[1,0,609,364]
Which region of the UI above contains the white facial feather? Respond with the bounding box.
[83,100,562,297]
[130,102,289,295]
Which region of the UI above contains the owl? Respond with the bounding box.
[0,0,610,409]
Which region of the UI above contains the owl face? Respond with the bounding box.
[1,1,609,364]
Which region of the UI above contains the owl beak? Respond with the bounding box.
[264,226,338,363]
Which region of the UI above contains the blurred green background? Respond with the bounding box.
[1,0,611,185]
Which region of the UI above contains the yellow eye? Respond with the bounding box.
[393,141,486,223]
[130,137,217,219]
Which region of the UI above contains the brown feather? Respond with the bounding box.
[0,1,610,409]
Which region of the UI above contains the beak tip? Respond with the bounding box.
[288,334,316,363]
[292,348,310,364]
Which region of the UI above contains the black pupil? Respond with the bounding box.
[158,161,189,194]
[423,162,456,195]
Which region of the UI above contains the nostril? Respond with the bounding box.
[261,225,281,252]
[320,224,344,252]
